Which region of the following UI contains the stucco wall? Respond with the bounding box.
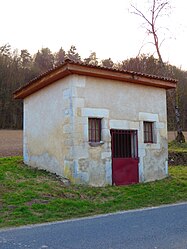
[24,76,73,177]
[24,74,168,186]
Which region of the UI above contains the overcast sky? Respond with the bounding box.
[1,0,187,69]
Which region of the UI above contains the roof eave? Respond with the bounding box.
[14,64,71,99]
[67,63,177,90]
[14,62,177,99]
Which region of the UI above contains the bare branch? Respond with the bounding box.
[152,0,156,26]
[154,2,169,25]
[159,38,166,49]
[137,41,155,56]
[130,0,171,65]
[130,4,152,26]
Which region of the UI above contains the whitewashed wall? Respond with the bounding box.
[24,74,168,186]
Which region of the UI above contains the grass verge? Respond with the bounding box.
[168,141,187,153]
[0,156,187,228]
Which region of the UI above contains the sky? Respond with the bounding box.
[1,0,187,69]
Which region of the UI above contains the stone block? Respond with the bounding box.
[63,89,71,99]
[101,151,111,159]
[102,129,111,141]
[88,161,105,186]
[139,112,159,122]
[102,118,109,129]
[105,159,112,185]
[110,120,129,129]
[78,158,89,172]
[82,108,109,118]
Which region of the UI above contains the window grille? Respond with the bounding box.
[111,130,138,158]
[144,121,154,143]
[88,118,101,142]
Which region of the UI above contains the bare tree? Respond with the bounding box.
[131,0,170,64]
[131,0,185,142]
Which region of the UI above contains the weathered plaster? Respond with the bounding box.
[143,136,168,181]
[23,74,169,186]
[23,76,73,179]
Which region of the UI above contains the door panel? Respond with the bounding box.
[112,158,139,185]
[111,130,139,186]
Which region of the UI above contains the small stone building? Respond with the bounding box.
[14,60,177,186]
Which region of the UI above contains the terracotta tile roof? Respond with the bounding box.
[64,59,177,82]
[14,59,177,99]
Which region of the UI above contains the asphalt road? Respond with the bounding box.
[0,203,187,249]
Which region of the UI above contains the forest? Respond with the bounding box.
[0,43,186,131]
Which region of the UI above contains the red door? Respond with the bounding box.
[111,130,139,186]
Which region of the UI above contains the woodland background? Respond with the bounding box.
[0,44,186,130]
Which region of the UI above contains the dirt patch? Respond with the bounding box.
[168,131,187,142]
[0,130,23,157]
[26,199,51,206]
[168,152,187,166]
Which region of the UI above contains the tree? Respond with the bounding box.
[84,52,98,66]
[0,45,25,129]
[54,47,65,66]
[0,45,40,129]
[131,0,170,65]
[120,54,162,74]
[34,48,54,74]
[130,0,185,142]
[20,49,32,69]
[101,58,114,68]
[66,45,81,62]
[0,44,11,57]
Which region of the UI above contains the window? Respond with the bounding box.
[111,130,138,158]
[88,118,101,142]
[144,121,154,143]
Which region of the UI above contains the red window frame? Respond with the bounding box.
[144,121,154,143]
[88,118,101,142]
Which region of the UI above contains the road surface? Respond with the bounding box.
[0,203,187,249]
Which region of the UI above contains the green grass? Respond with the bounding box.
[168,141,187,153]
[0,156,187,228]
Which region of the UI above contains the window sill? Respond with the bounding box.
[89,141,104,147]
